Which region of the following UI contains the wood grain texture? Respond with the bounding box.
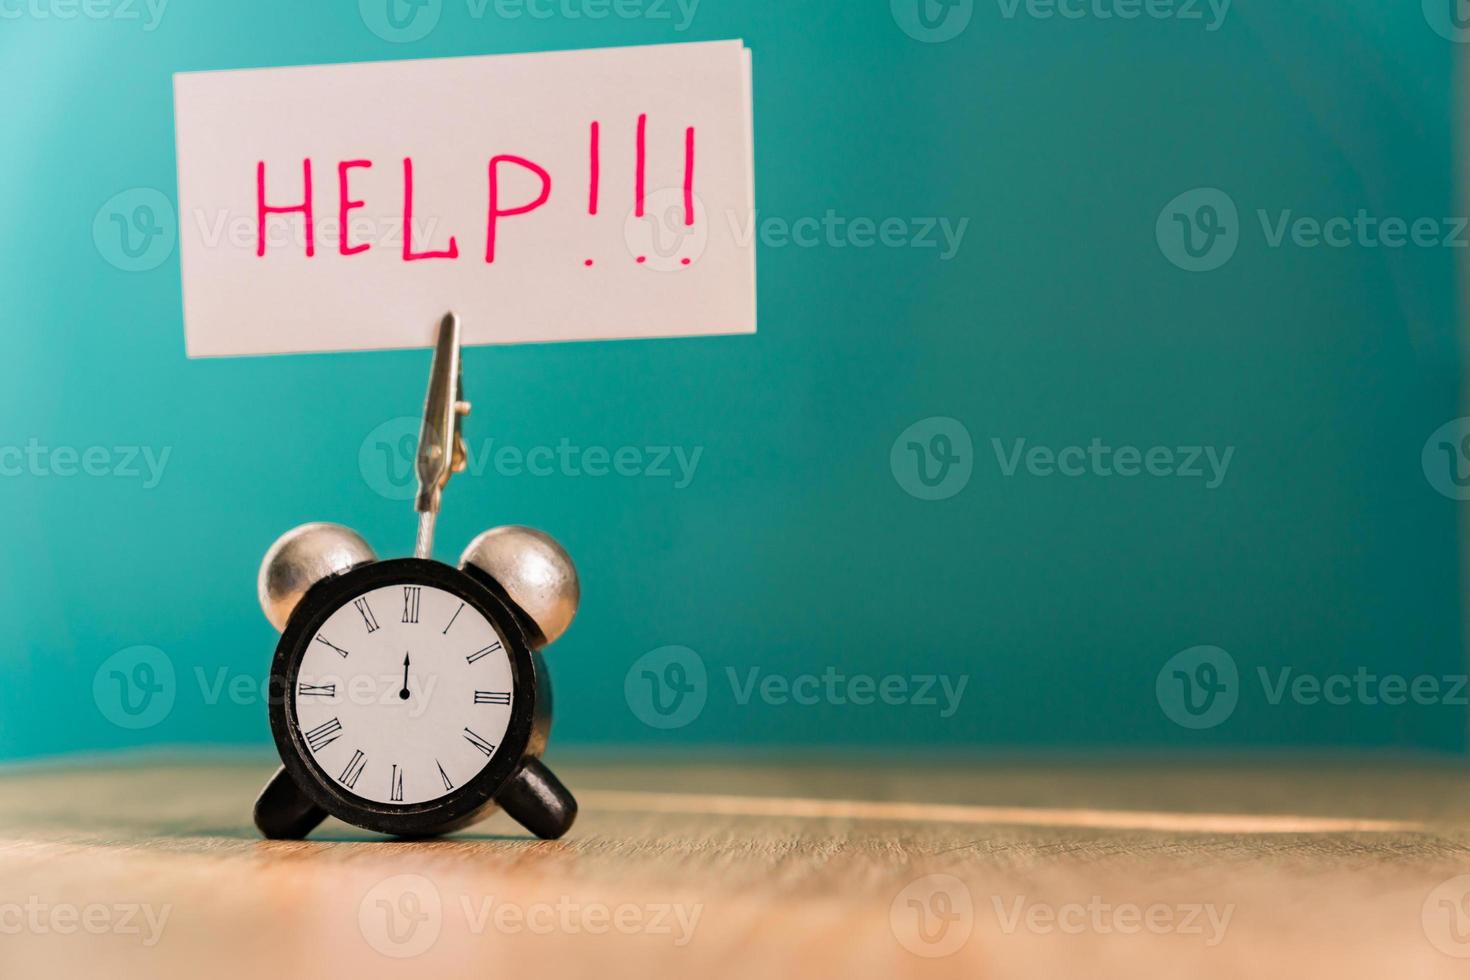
[1,755,1469,979]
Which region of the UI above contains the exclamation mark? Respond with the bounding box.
[632,112,649,264]
[586,120,599,267]
[682,125,695,265]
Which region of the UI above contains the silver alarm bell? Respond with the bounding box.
[460,526,579,647]
[258,522,376,631]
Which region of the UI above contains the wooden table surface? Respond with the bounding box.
[1,754,1469,978]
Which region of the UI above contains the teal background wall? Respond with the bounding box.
[0,0,1463,759]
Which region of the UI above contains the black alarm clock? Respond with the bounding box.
[251,314,578,841]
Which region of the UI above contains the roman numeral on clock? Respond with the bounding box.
[474,690,511,705]
[437,759,454,792]
[466,640,503,665]
[297,683,336,698]
[442,602,464,635]
[353,597,380,633]
[303,717,343,752]
[463,727,496,756]
[402,587,420,624]
[390,764,405,802]
[338,749,367,789]
[313,634,350,658]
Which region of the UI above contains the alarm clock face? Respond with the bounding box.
[270,558,537,832]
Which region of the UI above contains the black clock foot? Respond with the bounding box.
[496,758,577,840]
[254,766,327,840]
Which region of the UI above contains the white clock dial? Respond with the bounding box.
[291,582,515,806]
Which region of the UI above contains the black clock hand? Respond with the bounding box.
[400,653,411,700]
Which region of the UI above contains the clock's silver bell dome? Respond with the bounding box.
[460,526,579,647]
[258,523,376,631]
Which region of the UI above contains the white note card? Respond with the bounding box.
[173,40,755,357]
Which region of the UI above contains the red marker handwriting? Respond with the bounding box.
[254,116,697,265]
[256,158,314,257]
[402,157,459,261]
[337,160,371,256]
[635,112,647,219]
[683,126,695,226]
[486,155,551,264]
[588,120,599,216]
